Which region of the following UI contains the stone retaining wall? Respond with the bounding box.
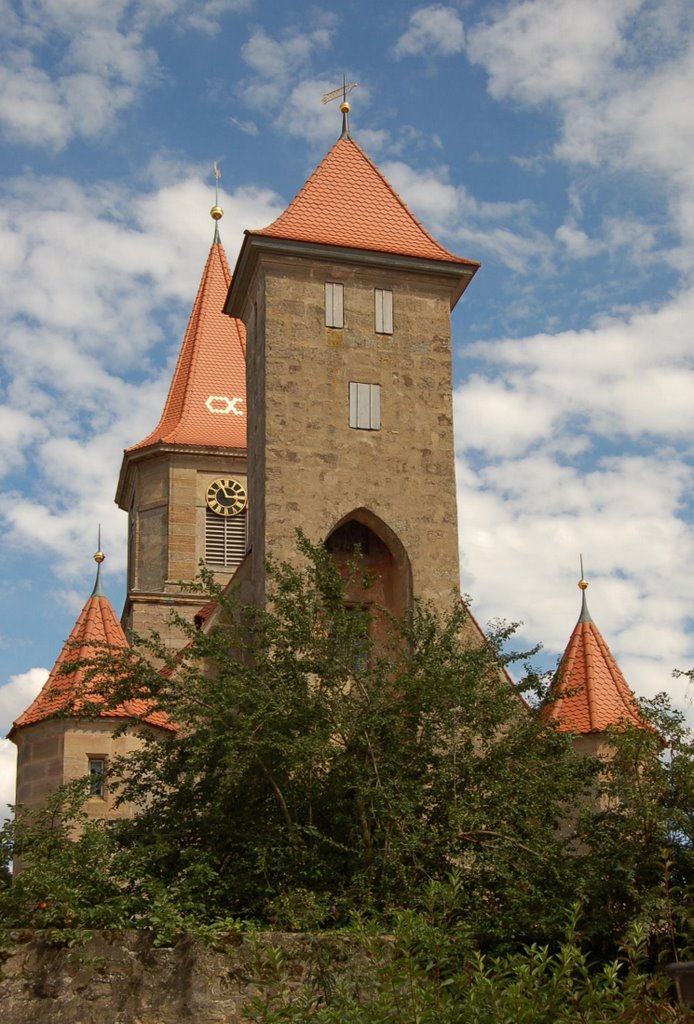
[0,929,344,1023]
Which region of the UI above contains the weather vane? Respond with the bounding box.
[210,161,224,233]
[322,76,358,138]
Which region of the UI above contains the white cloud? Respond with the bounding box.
[0,7,159,149]
[453,285,694,720]
[0,668,48,737]
[466,0,694,273]
[239,25,335,113]
[394,5,465,59]
[555,222,597,260]
[0,0,248,149]
[458,290,694,449]
[180,0,252,34]
[230,116,259,136]
[0,669,47,822]
[466,0,642,105]
[382,160,551,272]
[0,741,18,823]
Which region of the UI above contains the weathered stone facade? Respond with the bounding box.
[117,447,247,649]
[12,719,149,822]
[229,247,475,616]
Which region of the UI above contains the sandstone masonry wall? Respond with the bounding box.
[0,930,355,1024]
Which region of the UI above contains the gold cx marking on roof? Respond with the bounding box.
[206,395,244,415]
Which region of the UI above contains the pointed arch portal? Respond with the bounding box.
[324,508,412,621]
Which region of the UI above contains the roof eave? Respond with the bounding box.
[224,232,479,320]
[115,441,247,509]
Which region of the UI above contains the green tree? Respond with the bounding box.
[64,536,595,943]
[3,536,693,971]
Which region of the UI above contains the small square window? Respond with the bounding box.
[374,289,393,334]
[325,282,344,328]
[349,382,381,430]
[89,758,106,798]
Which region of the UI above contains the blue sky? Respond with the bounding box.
[1,0,693,812]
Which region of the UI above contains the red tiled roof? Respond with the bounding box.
[254,136,478,267]
[541,592,645,734]
[11,587,174,734]
[129,237,247,451]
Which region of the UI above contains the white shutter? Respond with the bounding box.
[374,289,393,334]
[349,382,381,430]
[325,282,344,328]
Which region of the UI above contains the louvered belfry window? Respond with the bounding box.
[205,507,247,569]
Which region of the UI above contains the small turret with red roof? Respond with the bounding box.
[10,549,173,822]
[541,569,648,752]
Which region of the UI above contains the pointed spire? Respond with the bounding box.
[127,216,246,453]
[541,571,646,734]
[10,552,174,736]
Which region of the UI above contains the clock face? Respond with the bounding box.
[206,477,247,517]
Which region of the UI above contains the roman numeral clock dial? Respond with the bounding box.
[206,477,247,517]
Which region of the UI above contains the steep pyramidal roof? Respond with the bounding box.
[541,582,645,734]
[254,136,479,267]
[129,232,246,451]
[10,562,173,735]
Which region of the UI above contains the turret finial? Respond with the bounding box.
[578,553,588,591]
[210,161,224,242]
[92,525,106,597]
[577,554,592,622]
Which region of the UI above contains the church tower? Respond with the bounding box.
[224,119,479,615]
[116,215,248,650]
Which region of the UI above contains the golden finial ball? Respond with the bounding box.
[210,205,224,221]
[94,550,105,564]
[340,101,351,113]
[578,578,588,590]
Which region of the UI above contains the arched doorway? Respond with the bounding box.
[324,509,412,626]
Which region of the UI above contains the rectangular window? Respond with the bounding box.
[206,507,247,569]
[349,382,381,430]
[374,289,393,334]
[89,758,106,798]
[325,282,344,328]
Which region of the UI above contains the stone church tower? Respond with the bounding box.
[115,220,248,651]
[224,123,479,617]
